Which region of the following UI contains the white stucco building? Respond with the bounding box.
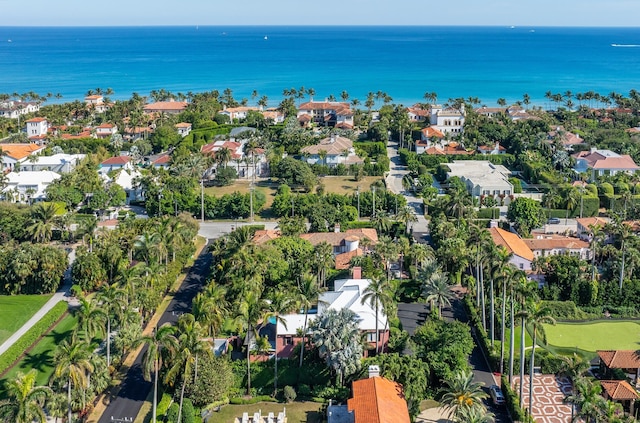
[429,106,465,135]
[2,170,61,203]
[19,153,85,173]
[445,160,513,199]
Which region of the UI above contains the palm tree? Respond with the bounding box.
[361,277,391,354]
[526,302,556,415]
[75,296,106,341]
[97,283,126,368]
[0,370,52,423]
[408,242,433,270]
[515,278,537,407]
[296,273,323,368]
[396,205,418,235]
[559,353,590,392]
[439,370,489,421]
[318,149,328,167]
[270,290,296,394]
[235,291,272,395]
[53,338,94,423]
[374,235,400,280]
[135,323,178,423]
[312,242,334,288]
[192,283,228,338]
[27,202,58,243]
[564,377,607,423]
[422,272,454,319]
[457,406,495,423]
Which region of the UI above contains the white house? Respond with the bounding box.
[297,101,354,128]
[477,142,507,155]
[20,153,85,173]
[201,139,267,178]
[0,101,39,119]
[523,235,591,261]
[429,106,465,135]
[573,148,639,180]
[175,122,192,137]
[2,170,61,203]
[25,117,48,141]
[489,227,534,271]
[218,106,260,121]
[407,105,429,122]
[85,95,107,113]
[0,143,46,171]
[445,160,513,200]
[99,156,134,174]
[275,275,387,358]
[95,123,118,139]
[299,134,363,167]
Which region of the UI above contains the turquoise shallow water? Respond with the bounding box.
[1,26,639,106]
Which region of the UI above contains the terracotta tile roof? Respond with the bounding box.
[477,143,506,152]
[26,117,47,123]
[600,380,640,400]
[476,107,506,115]
[335,248,363,270]
[407,106,429,117]
[576,217,609,230]
[347,377,410,423]
[0,143,45,160]
[489,227,534,261]
[101,156,131,166]
[153,155,171,165]
[523,236,589,251]
[97,123,115,129]
[175,122,192,128]
[574,150,639,170]
[300,136,354,156]
[598,350,640,369]
[143,101,188,112]
[252,229,281,245]
[85,95,103,100]
[421,126,445,139]
[298,101,351,112]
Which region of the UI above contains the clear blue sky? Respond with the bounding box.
[0,0,638,26]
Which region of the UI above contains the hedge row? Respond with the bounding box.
[501,375,534,423]
[229,395,277,405]
[0,301,68,375]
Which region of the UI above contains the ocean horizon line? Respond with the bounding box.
[2,24,640,29]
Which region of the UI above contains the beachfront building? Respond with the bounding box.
[297,101,354,128]
[445,160,513,200]
[218,106,259,121]
[19,153,85,173]
[475,106,507,118]
[407,104,429,122]
[573,148,639,180]
[489,227,534,271]
[275,274,388,359]
[299,134,363,167]
[25,117,49,142]
[95,123,118,139]
[429,105,465,134]
[523,234,591,260]
[0,100,40,119]
[143,100,188,115]
[0,143,46,171]
[1,170,61,203]
[175,122,192,137]
[84,95,108,113]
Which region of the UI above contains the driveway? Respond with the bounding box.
[97,242,213,423]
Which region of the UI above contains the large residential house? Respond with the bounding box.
[548,127,585,151]
[575,217,610,241]
[0,143,46,171]
[174,122,192,137]
[489,227,534,271]
[429,106,465,135]
[25,117,48,142]
[300,134,363,167]
[99,156,134,174]
[275,273,387,359]
[445,160,513,201]
[297,101,354,128]
[573,148,639,180]
[477,142,507,155]
[523,235,591,260]
[102,168,143,204]
[407,105,428,122]
[143,100,188,115]
[416,141,471,156]
[20,153,85,173]
[598,350,640,385]
[475,106,506,118]
[0,100,40,119]
[201,139,267,178]
[95,123,118,139]
[84,95,108,113]
[2,170,61,203]
[218,106,259,121]
[327,370,411,423]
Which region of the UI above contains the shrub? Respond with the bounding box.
[284,386,297,403]
[501,375,534,423]
[182,398,195,423]
[228,395,276,405]
[156,392,173,421]
[477,208,499,219]
[166,403,180,422]
[541,301,589,320]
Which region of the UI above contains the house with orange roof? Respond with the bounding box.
[297,101,354,128]
[489,227,534,271]
[143,100,188,115]
[429,105,465,135]
[598,350,640,384]
[407,105,428,122]
[261,109,285,124]
[523,234,591,260]
[25,117,48,141]
[150,154,171,169]
[331,369,410,423]
[174,122,192,137]
[300,134,363,167]
[475,106,506,118]
[574,148,639,181]
[99,156,134,174]
[600,380,639,415]
[575,216,610,241]
[218,106,260,122]
[477,142,507,155]
[84,95,109,113]
[0,143,46,171]
[548,127,585,151]
[95,123,118,139]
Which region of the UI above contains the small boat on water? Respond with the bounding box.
[264,36,268,40]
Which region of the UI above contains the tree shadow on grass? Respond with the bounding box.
[20,350,53,374]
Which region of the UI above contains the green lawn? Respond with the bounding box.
[213,401,322,423]
[0,313,78,391]
[0,295,53,345]
[544,321,640,355]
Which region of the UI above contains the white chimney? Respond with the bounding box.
[334,223,341,233]
[368,365,380,378]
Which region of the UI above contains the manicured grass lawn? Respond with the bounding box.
[214,401,323,423]
[0,294,53,345]
[0,313,78,390]
[318,176,384,195]
[544,321,640,355]
[206,180,280,211]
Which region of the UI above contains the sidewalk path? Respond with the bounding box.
[0,247,76,357]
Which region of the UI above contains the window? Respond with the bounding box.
[519,263,524,269]
[284,336,293,345]
[367,332,377,343]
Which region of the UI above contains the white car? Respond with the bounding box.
[489,385,506,406]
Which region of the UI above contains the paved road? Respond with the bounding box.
[0,247,76,356]
[98,242,213,423]
[385,141,429,233]
[197,221,278,239]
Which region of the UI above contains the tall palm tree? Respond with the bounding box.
[422,272,454,319]
[396,205,418,235]
[135,323,178,423]
[439,370,489,421]
[75,296,106,341]
[27,202,58,243]
[270,290,296,394]
[296,273,323,368]
[312,242,334,288]
[97,283,126,368]
[361,277,391,354]
[53,338,94,423]
[0,370,52,423]
[192,283,228,338]
[564,377,607,423]
[375,235,400,280]
[515,279,537,407]
[526,302,556,415]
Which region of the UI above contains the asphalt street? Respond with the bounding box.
[98,242,212,423]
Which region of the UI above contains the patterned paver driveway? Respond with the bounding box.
[513,375,576,423]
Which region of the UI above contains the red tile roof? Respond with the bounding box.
[26,117,47,123]
[523,236,589,251]
[335,248,364,270]
[347,377,410,423]
[153,155,171,165]
[489,227,534,261]
[0,143,45,160]
[143,101,188,112]
[598,350,640,369]
[175,122,192,128]
[101,156,131,166]
[600,380,640,400]
[252,230,282,245]
[420,126,445,139]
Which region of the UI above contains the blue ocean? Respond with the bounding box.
[1,26,640,106]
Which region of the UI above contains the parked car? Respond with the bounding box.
[547,217,561,224]
[489,385,506,406]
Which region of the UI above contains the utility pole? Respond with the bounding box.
[250,181,254,223]
[356,186,360,220]
[372,186,376,218]
[291,194,295,217]
[200,179,204,223]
